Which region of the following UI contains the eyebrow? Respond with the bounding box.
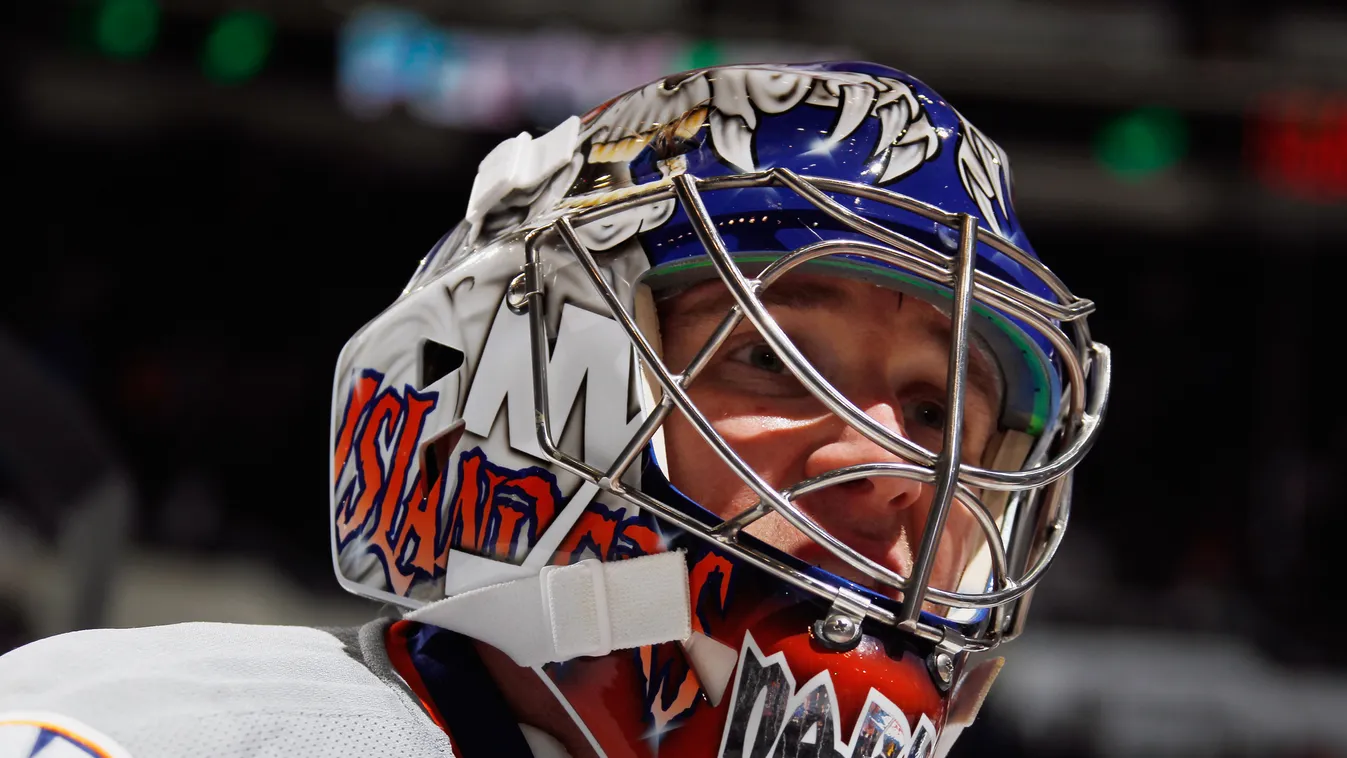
[665,279,1005,409]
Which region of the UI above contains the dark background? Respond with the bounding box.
[3,1,1346,755]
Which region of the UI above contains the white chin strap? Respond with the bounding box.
[405,550,692,667]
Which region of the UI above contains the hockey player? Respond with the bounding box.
[0,61,1109,758]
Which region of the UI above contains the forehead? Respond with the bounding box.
[661,275,895,321]
[657,274,1004,404]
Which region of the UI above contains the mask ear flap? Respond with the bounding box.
[933,656,1005,758]
[978,429,1036,517]
[632,282,669,472]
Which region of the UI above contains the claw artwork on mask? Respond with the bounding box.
[331,61,1110,758]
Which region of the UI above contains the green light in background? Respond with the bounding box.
[1094,106,1189,181]
[202,11,274,83]
[680,39,723,72]
[94,0,159,59]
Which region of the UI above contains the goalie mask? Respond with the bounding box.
[330,61,1110,757]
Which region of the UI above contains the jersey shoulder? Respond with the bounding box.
[0,619,451,758]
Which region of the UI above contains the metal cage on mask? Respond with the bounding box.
[514,166,1110,654]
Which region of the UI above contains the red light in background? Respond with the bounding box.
[1251,93,1347,202]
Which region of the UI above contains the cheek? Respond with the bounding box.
[929,496,989,585]
[661,392,819,519]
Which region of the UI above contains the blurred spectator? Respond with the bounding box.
[0,329,135,648]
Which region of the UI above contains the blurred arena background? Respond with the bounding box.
[3,0,1347,755]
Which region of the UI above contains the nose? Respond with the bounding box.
[798,402,924,520]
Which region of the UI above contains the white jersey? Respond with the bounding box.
[0,618,455,758]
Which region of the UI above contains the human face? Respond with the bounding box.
[658,273,1004,600]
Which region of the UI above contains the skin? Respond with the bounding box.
[475,273,1004,758]
[658,273,1003,598]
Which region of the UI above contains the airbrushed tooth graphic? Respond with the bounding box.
[579,66,941,181]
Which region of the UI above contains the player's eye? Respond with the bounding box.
[906,399,946,431]
[715,340,811,399]
[743,343,786,373]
